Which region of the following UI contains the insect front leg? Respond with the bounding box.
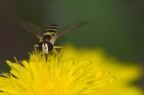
[34,44,46,61]
[34,44,39,54]
[51,46,63,56]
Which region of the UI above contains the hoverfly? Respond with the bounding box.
[19,21,88,61]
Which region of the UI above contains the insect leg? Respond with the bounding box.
[51,46,63,56]
[53,46,63,49]
[34,45,39,54]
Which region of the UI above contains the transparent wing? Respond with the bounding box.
[52,21,88,43]
[19,21,42,39]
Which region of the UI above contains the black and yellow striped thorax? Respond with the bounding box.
[42,24,58,41]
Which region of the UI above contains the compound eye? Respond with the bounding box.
[38,42,44,51]
[47,42,53,51]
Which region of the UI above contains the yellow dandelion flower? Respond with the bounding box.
[0,47,115,95]
[63,45,143,95]
[52,45,143,95]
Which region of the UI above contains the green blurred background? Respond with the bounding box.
[0,0,144,76]
[0,0,143,92]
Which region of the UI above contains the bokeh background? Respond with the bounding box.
[0,0,143,93]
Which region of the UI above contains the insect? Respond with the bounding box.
[19,21,88,61]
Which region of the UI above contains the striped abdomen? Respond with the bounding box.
[42,24,58,41]
[46,24,58,34]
